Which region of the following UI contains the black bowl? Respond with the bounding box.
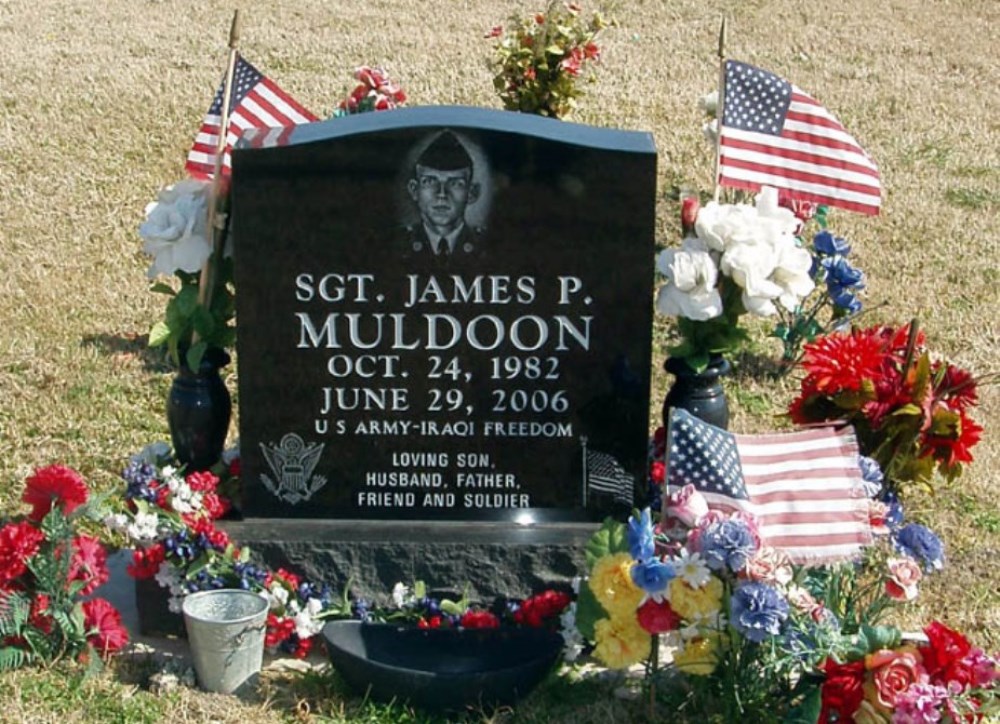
[321,621,564,712]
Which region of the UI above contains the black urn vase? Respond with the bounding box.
[166,349,232,471]
[662,354,732,430]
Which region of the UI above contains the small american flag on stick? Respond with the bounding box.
[666,408,872,564]
[185,55,317,180]
[718,59,881,216]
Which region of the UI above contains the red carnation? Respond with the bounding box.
[28,593,53,634]
[798,328,887,396]
[265,614,295,648]
[650,460,666,485]
[126,543,165,580]
[0,521,45,587]
[82,597,129,654]
[819,657,865,722]
[68,534,110,596]
[637,598,681,634]
[293,636,313,659]
[185,470,219,493]
[919,621,972,683]
[418,615,443,629]
[22,465,88,521]
[460,610,500,629]
[190,518,229,550]
[201,492,231,520]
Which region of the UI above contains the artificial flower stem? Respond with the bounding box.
[194,11,241,339]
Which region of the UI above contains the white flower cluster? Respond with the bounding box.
[161,465,203,514]
[656,187,814,320]
[155,562,188,613]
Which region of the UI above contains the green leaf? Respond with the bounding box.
[584,517,629,568]
[862,624,902,652]
[148,321,172,348]
[413,580,426,600]
[175,284,199,317]
[783,684,822,724]
[440,598,465,617]
[573,582,604,641]
[0,647,28,671]
[149,282,177,296]
[185,341,207,371]
[544,44,566,56]
[191,305,216,339]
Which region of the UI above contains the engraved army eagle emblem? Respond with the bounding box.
[259,433,328,505]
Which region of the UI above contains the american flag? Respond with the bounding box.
[185,56,318,180]
[718,60,881,216]
[584,448,635,507]
[666,409,872,564]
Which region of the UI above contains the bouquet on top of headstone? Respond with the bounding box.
[487,1,613,120]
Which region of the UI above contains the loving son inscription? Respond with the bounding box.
[231,107,656,523]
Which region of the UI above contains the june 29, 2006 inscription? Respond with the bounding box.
[232,108,656,521]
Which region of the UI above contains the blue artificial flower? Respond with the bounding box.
[730,582,790,643]
[122,460,159,503]
[628,508,656,561]
[858,456,884,498]
[630,557,674,596]
[813,230,851,257]
[830,288,863,314]
[698,519,759,572]
[894,523,945,572]
[822,256,865,290]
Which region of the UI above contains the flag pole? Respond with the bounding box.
[658,408,675,528]
[196,10,242,320]
[711,17,727,203]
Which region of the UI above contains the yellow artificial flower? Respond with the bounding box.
[672,634,721,676]
[589,552,644,615]
[667,576,724,621]
[593,616,652,669]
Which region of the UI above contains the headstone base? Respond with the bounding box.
[219,519,596,603]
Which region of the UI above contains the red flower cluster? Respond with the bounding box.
[460,610,501,629]
[513,590,571,628]
[0,521,45,587]
[338,66,407,114]
[819,622,998,722]
[127,543,165,580]
[789,323,983,487]
[68,534,110,596]
[82,598,129,654]
[22,465,88,521]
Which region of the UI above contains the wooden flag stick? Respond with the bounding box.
[711,16,727,203]
[195,10,242,317]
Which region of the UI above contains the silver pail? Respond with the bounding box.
[182,589,269,694]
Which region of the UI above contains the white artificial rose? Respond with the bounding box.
[720,241,782,300]
[655,247,723,321]
[127,511,160,542]
[694,201,761,252]
[755,186,799,235]
[140,179,213,278]
[771,244,816,310]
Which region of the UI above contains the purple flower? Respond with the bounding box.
[894,523,945,572]
[698,518,760,572]
[630,558,674,595]
[858,456,883,497]
[628,508,655,561]
[813,230,851,256]
[730,582,789,643]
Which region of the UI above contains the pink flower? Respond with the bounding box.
[82,598,129,654]
[22,465,88,521]
[743,546,793,586]
[665,484,709,528]
[863,648,928,711]
[185,470,219,493]
[885,558,923,602]
[485,25,503,38]
[69,535,110,596]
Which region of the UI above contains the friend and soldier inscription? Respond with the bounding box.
[231,107,656,541]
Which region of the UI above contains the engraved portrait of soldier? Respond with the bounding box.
[399,130,492,257]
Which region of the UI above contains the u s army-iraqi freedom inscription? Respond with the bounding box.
[231,106,657,523]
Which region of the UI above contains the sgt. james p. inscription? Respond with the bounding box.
[232,107,657,522]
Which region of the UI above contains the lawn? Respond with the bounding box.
[0,0,997,721]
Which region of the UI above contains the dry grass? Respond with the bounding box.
[0,0,998,720]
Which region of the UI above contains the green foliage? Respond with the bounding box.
[584,517,629,568]
[782,685,822,724]
[489,1,613,119]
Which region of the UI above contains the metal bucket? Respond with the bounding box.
[182,589,269,694]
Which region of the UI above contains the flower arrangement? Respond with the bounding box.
[333,66,407,116]
[655,187,816,372]
[140,180,235,371]
[108,443,347,658]
[817,621,998,722]
[488,1,612,119]
[788,322,983,492]
[0,466,128,670]
[571,447,985,722]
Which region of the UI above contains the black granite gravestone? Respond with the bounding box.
[226,107,656,599]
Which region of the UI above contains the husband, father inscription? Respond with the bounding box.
[228,107,656,596]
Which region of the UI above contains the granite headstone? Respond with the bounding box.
[226,107,657,598]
